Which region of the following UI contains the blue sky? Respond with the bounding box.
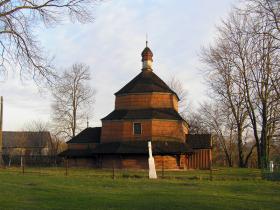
[0,0,237,131]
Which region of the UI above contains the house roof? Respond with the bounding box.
[185,134,212,149]
[114,70,179,100]
[59,140,193,157]
[2,131,51,148]
[67,127,101,144]
[102,108,185,121]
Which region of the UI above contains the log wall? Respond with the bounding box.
[115,93,178,111]
[101,120,187,142]
[67,151,212,170]
[68,158,96,167]
[101,155,148,169]
[100,155,185,170]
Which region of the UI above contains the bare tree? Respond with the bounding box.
[0,0,99,83]
[242,0,280,100]
[244,0,280,39]
[168,76,190,119]
[201,14,255,167]
[187,112,209,134]
[202,6,280,168]
[51,63,95,138]
[49,134,67,156]
[239,12,279,168]
[199,102,235,167]
[23,120,49,132]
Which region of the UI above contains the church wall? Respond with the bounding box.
[100,155,148,169]
[100,121,123,142]
[100,155,121,168]
[100,154,184,170]
[68,158,96,167]
[151,120,186,142]
[154,155,185,170]
[115,93,178,111]
[101,120,186,142]
[101,120,152,142]
[121,155,148,169]
[66,152,211,170]
[182,122,189,134]
[186,149,212,169]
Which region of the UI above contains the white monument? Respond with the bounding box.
[269,161,274,173]
[148,141,157,179]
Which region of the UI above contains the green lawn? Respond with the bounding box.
[0,167,279,210]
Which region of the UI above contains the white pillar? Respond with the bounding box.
[270,161,274,173]
[148,141,157,179]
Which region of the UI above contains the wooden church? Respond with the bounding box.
[60,44,212,170]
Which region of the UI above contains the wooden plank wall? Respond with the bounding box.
[68,151,212,170]
[186,149,211,169]
[154,155,180,170]
[101,120,186,143]
[101,155,183,170]
[115,94,178,111]
[68,158,96,167]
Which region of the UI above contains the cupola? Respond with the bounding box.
[141,41,153,71]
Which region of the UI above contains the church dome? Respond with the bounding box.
[141,47,153,62]
[115,43,179,100]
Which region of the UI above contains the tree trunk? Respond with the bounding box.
[260,102,268,168]
[237,125,245,167]
[244,144,255,167]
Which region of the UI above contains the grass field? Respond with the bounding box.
[0,167,279,210]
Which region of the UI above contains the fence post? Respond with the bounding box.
[38,156,41,175]
[209,159,213,181]
[65,158,68,176]
[161,156,164,179]
[22,156,25,174]
[112,160,115,180]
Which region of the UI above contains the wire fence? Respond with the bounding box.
[262,163,280,181]
[0,155,279,181]
[2,155,63,167]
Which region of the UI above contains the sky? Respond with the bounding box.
[0,0,238,131]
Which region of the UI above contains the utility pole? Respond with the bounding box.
[0,96,4,167]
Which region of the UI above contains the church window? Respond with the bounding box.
[133,123,142,135]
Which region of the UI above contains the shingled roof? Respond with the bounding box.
[2,131,51,148]
[185,134,212,149]
[102,108,185,121]
[67,127,101,144]
[92,141,192,155]
[114,70,179,100]
[58,149,92,158]
[59,140,193,157]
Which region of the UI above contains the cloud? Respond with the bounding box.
[0,0,237,130]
